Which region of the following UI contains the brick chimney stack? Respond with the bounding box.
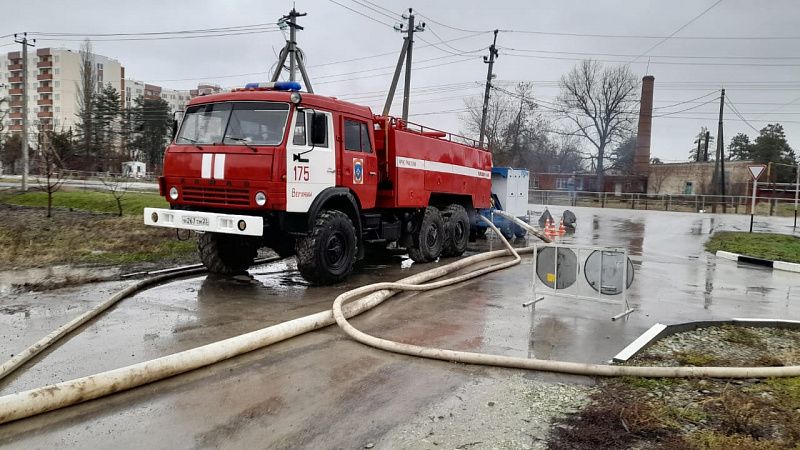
[634,75,655,174]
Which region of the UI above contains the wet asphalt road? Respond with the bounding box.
[0,206,799,448]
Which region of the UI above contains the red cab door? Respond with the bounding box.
[338,116,378,209]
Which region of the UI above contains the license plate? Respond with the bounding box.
[182,215,209,227]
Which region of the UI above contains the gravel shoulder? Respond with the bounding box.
[378,372,595,449]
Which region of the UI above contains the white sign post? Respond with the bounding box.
[748,164,766,233]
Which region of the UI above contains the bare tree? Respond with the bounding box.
[556,60,639,189]
[37,131,67,218]
[462,90,515,153]
[76,39,96,157]
[100,174,130,217]
[647,162,672,194]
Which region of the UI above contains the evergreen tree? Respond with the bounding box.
[751,124,797,182]
[92,83,121,170]
[132,97,172,170]
[727,132,753,161]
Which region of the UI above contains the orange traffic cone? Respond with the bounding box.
[558,218,566,235]
[545,218,556,235]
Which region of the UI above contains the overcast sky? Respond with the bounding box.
[4,0,799,163]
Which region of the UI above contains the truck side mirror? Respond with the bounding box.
[310,112,327,146]
[172,110,184,140]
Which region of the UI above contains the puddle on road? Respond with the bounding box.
[0,265,119,295]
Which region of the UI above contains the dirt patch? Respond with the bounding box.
[546,326,800,449]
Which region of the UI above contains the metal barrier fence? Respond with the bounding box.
[530,189,800,218]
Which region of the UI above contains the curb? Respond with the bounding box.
[613,319,800,363]
[716,250,800,273]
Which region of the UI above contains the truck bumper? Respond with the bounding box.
[143,208,264,237]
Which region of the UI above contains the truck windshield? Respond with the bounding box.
[176,102,290,146]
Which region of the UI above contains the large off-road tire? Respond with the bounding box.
[408,206,445,263]
[198,232,259,275]
[295,209,357,285]
[441,204,470,257]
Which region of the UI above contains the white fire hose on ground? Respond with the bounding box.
[1,217,799,425]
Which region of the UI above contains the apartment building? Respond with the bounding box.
[1,47,123,134]
[123,79,192,113]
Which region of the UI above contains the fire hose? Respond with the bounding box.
[1,216,799,425]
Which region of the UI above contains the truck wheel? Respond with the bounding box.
[442,204,469,257]
[514,224,527,239]
[295,209,357,285]
[198,232,259,275]
[408,206,444,263]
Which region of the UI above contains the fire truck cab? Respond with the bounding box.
[145,82,493,284]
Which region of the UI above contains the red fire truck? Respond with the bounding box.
[144,82,493,284]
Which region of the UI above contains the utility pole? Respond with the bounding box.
[717,89,726,212]
[479,30,499,149]
[383,9,425,121]
[703,130,710,162]
[710,89,725,211]
[14,32,35,192]
[271,8,314,93]
[695,129,702,162]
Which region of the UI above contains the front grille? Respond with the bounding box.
[182,185,250,206]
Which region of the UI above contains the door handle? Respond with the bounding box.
[369,171,377,176]
[327,168,336,173]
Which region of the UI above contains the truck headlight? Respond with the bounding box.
[255,191,267,206]
[169,186,179,200]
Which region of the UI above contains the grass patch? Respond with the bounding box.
[721,325,766,349]
[620,376,680,390]
[680,431,781,450]
[705,231,800,264]
[0,204,197,270]
[0,189,167,216]
[675,350,718,366]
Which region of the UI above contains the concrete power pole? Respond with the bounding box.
[383,9,425,121]
[478,30,499,149]
[271,8,314,93]
[717,89,726,212]
[14,33,35,192]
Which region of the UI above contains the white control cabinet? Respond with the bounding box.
[491,167,530,217]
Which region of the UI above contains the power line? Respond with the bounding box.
[29,23,277,37]
[631,0,723,62]
[348,0,400,22]
[653,96,721,117]
[326,0,394,28]
[499,46,800,60]
[502,51,800,67]
[34,29,282,42]
[411,9,800,40]
[652,90,720,110]
[725,96,765,132]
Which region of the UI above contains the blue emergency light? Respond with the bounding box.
[243,81,302,91]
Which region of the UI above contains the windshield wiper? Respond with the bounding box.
[178,137,204,150]
[226,136,258,152]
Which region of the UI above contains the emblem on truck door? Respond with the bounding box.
[353,158,364,184]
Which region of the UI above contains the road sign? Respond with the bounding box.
[748,164,766,180]
[748,164,766,232]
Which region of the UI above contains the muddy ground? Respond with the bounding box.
[0,207,799,448]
